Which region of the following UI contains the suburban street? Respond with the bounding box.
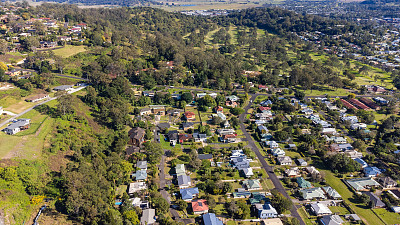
[239,94,306,225]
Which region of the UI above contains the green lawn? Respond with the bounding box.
[297,207,315,225]
[52,45,87,58]
[329,206,350,215]
[304,87,350,96]
[373,208,400,225]
[323,170,384,225]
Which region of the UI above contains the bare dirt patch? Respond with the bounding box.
[48,150,74,172]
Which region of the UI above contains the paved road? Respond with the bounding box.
[239,94,305,225]
[0,97,56,128]
[0,86,86,129]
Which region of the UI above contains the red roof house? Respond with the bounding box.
[184,111,196,121]
[214,106,223,113]
[191,199,209,214]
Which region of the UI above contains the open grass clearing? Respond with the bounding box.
[52,45,87,58]
[373,208,400,225]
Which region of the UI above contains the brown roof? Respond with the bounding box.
[129,127,145,140]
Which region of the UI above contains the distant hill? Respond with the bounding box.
[34,0,156,7]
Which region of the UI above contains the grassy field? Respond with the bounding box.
[304,86,351,96]
[323,170,384,225]
[297,207,315,225]
[52,45,87,58]
[373,208,400,225]
[0,107,54,159]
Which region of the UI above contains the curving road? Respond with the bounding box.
[239,94,305,225]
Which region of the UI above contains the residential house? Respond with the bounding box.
[364,166,381,177]
[137,161,148,170]
[231,156,250,170]
[177,175,192,189]
[134,170,147,181]
[344,150,363,159]
[175,164,186,176]
[300,187,327,200]
[25,93,49,102]
[344,214,361,222]
[301,108,313,115]
[306,166,320,176]
[277,156,292,165]
[171,93,181,100]
[310,203,332,216]
[330,143,340,151]
[214,106,224,113]
[142,91,155,97]
[249,192,268,205]
[226,100,238,108]
[53,85,73,92]
[374,97,388,104]
[351,123,367,130]
[322,186,341,199]
[320,215,344,225]
[285,167,300,177]
[391,206,400,213]
[202,213,223,225]
[288,144,297,149]
[157,123,170,131]
[128,127,145,147]
[258,85,268,91]
[198,154,213,161]
[192,199,209,214]
[184,111,196,121]
[243,179,262,191]
[180,187,199,201]
[232,191,252,199]
[220,134,237,143]
[167,109,182,117]
[379,177,397,189]
[3,119,30,135]
[39,41,57,48]
[271,148,285,157]
[325,136,347,144]
[182,122,195,130]
[140,209,156,225]
[255,204,278,219]
[241,168,254,178]
[216,129,235,135]
[223,120,230,128]
[168,130,179,146]
[151,106,165,115]
[128,182,147,195]
[322,128,337,135]
[139,108,151,116]
[362,191,386,208]
[259,107,270,113]
[338,143,354,151]
[216,112,226,121]
[179,133,193,143]
[265,141,279,149]
[346,178,381,191]
[297,177,312,189]
[255,112,273,121]
[260,100,272,106]
[354,158,368,168]
[296,159,307,166]
[226,95,239,102]
[258,125,269,134]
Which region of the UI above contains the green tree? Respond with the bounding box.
[271,192,292,214]
[123,210,140,224]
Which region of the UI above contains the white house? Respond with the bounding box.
[255,204,278,219]
[265,141,279,149]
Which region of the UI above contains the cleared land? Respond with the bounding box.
[52,45,87,58]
